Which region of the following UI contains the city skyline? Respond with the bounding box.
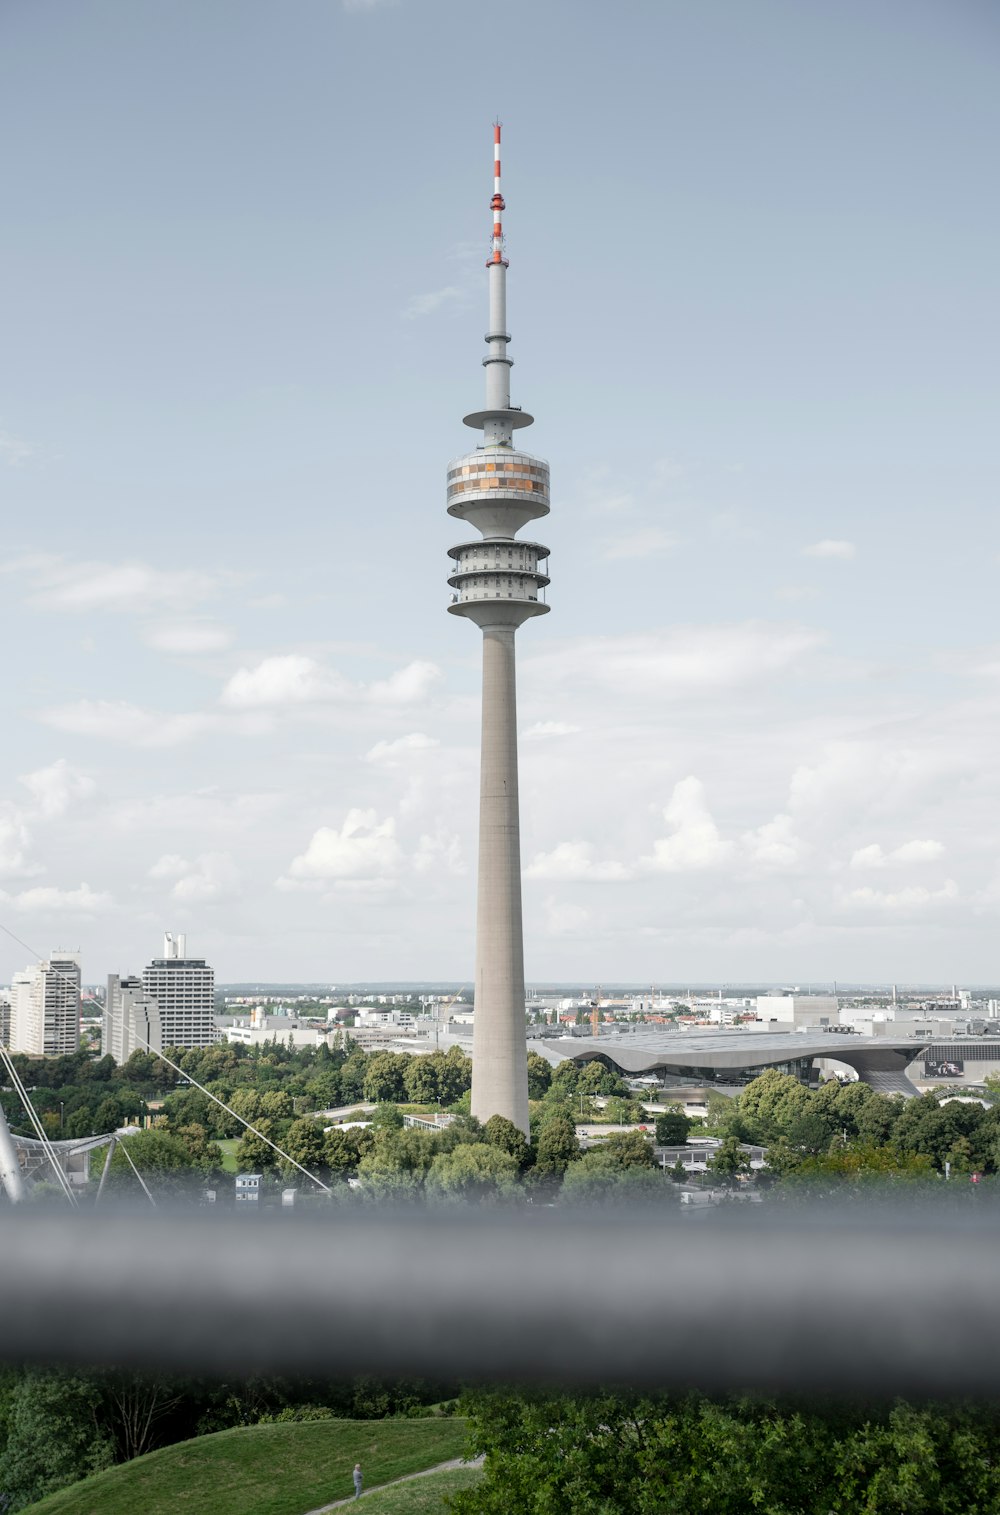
[1,1,998,982]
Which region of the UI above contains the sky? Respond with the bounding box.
[0,0,998,985]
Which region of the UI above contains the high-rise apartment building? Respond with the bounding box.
[141,933,216,1049]
[446,126,551,1135]
[0,991,10,1049]
[9,952,82,1057]
[104,974,163,1064]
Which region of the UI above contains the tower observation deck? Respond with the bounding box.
[447,124,549,1135]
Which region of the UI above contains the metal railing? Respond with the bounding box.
[2,1205,999,1395]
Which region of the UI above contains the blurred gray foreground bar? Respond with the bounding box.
[2,1207,999,1395]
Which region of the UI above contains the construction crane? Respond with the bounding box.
[433,987,468,1049]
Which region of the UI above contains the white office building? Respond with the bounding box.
[9,952,82,1057]
[141,933,216,1049]
[104,974,163,1064]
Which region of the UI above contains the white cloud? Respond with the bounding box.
[525,841,630,882]
[523,721,581,741]
[586,490,634,517]
[19,759,96,819]
[541,897,592,936]
[39,700,218,747]
[774,585,819,602]
[368,660,443,705]
[802,539,856,560]
[601,528,677,561]
[148,854,188,881]
[642,777,732,873]
[143,621,235,654]
[221,655,441,709]
[0,806,36,878]
[528,623,822,700]
[839,879,958,912]
[366,733,440,765]
[0,429,33,466]
[789,741,965,821]
[222,655,351,708]
[1,883,112,914]
[403,285,468,319]
[285,809,403,882]
[412,828,466,876]
[850,838,946,869]
[741,813,802,872]
[12,555,235,614]
[893,838,946,863]
[149,851,241,902]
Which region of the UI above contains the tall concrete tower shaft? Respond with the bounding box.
[447,125,550,1136]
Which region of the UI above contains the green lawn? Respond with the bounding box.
[359,1465,483,1512]
[21,1418,469,1515]
[217,1138,240,1173]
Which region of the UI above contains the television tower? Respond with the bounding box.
[447,124,550,1136]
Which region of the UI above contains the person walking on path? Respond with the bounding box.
[352,1464,363,1500]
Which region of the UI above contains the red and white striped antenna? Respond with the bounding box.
[490,120,508,267]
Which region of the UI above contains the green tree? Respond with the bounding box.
[708,1136,751,1185]
[357,1127,439,1197]
[234,1118,280,1172]
[589,1130,655,1170]
[425,1143,519,1203]
[172,1123,224,1173]
[560,1161,666,1204]
[435,1045,473,1106]
[735,1069,811,1142]
[786,1108,839,1154]
[106,1129,201,1195]
[526,1051,552,1099]
[339,1048,370,1103]
[371,1102,404,1132]
[483,1114,531,1171]
[303,1070,343,1110]
[259,1089,294,1121]
[782,1146,935,1189]
[324,1125,373,1178]
[403,1056,440,1104]
[280,1117,327,1175]
[548,1061,580,1098]
[533,1113,580,1179]
[362,1051,409,1104]
[451,1389,1000,1515]
[854,1091,904,1148]
[655,1111,691,1145]
[93,1094,124,1134]
[0,1370,114,1508]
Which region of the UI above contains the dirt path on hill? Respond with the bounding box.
[302,1455,484,1512]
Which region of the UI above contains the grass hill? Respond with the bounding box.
[21,1416,469,1515]
[357,1465,483,1512]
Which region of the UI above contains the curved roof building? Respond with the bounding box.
[536,1029,927,1097]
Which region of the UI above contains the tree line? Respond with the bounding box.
[717,1067,1000,1183]
[451,1387,1000,1513]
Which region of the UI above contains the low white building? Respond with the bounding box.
[225,1021,324,1050]
[756,995,840,1030]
